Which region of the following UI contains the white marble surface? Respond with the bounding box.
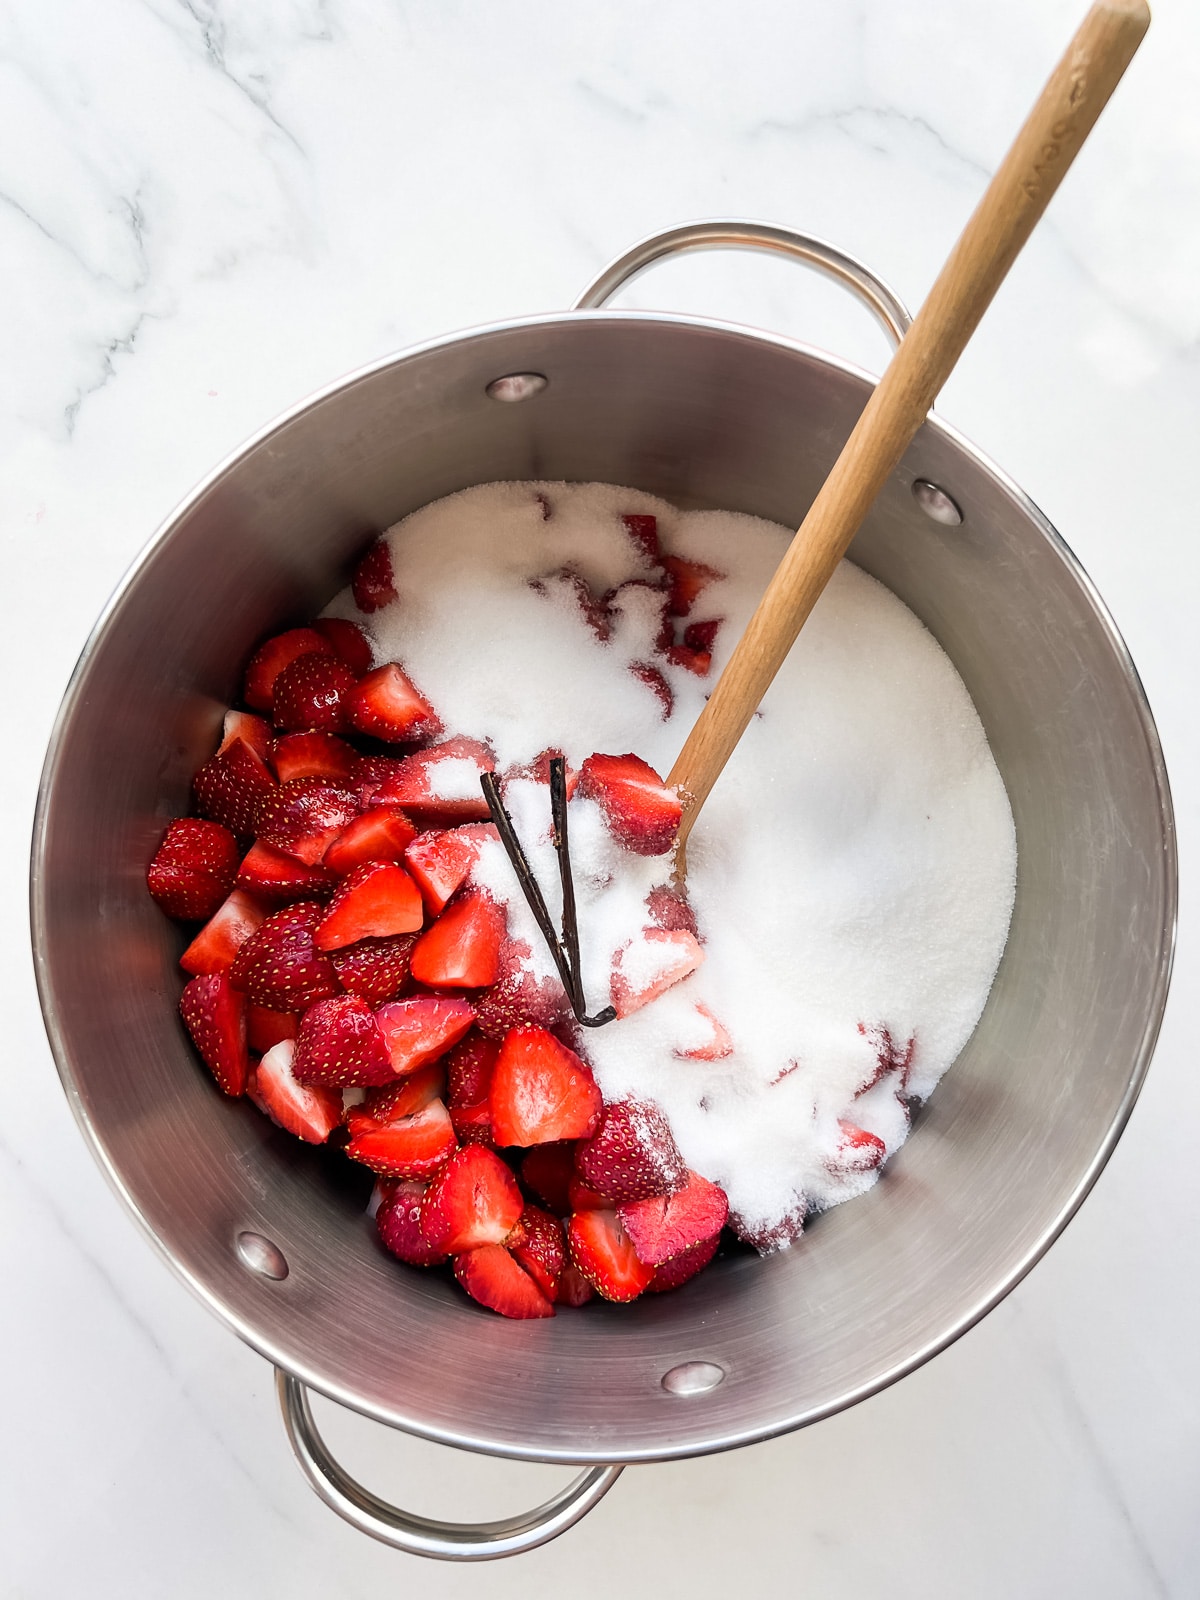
[4,1,1199,1594]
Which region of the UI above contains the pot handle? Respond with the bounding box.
[572,219,912,351]
[275,1370,625,1561]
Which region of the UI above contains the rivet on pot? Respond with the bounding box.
[236,1231,289,1280]
[661,1360,726,1397]
[912,479,964,526]
[485,372,548,402]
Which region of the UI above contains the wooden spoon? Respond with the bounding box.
[669,0,1150,867]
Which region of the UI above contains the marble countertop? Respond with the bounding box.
[5,1,1198,1595]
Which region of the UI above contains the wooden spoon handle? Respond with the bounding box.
[668,0,1150,853]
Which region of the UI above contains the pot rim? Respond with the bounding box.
[30,306,1179,1464]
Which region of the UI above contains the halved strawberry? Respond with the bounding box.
[502,749,580,798]
[555,1261,595,1307]
[490,1025,603,1147]
[272,652,357,733]
[370,737,495,824]
[683,617,720,654]
[453,1244,555,1319]
[510,1204,565,1300]
[520,1141,577,1214]
[567,1209,654,1303]
[832,1119,886,1173]
[629,661,673,719]
[348,1099,458,1178]
[249,1038,343,1142]
[179,972,249,1096]
[246,1004,298,1055]
[351,1060,446,1128]
[674,1003,733,1061]
[611,928,705,1018]
[419,1145,524,1253]
[403,826,486,914]
[621,512,660,562]
[666,641,712,677]
[645,884,699,936]
[617,1170,728,1266]
[179,888,268,975]
[646,1231,721,1293]
[374,995,476,1075]
[577,753,681,856]
[567,1174,609,1212]
[376,1180,448,1265]
[147,818,240,921]
[235,840,336,904]
[347,664,441,743]
[193,737,278,835]
[661,554,722,617]
[257,779,359,865]
[269,732,358,786]
[529,568,610,641]
[352,539,398,613]
[410,888,505,988]
[291,993,393,1087]
[228,900,342,1010]
[324,807,418,876]
[474,948,570,1040]
[352,754,408,808]
[220,710,273,761]
[314,860,424,951]
[574,1100,687,1204]
[242,628,334,710]
[313,616,374,675]
[445,1030,501,1108]
[330,933,417,1004]
[449,1100,494,1147]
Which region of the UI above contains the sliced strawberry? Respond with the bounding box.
[730,1205,806,1254]
[351,539,398,613]
[621,511,660,562]
[577,752,681,856]
[352,1060,446,1127]
[629,661,673,719]
[313,616,374,675]
[193,737,278,835]
[832,1119,886,1173]
[179,888,268,975]
[529,568,610,641]
[257,779,359,865]
[249,1038,342,1142]
[235,840,336,905]
[330,933,417,1005]
[453,1244,555,1319]
[855,1023,916,1095]
[617,1170,728,1266]
[520,1141,576,1214]
[490,1025,603,1147]
[567,1174,610,1212]
[555,1261,596,1307]
[228,900,343,1010]
[574,1099,687,1204]
[314,860,424,951]
[179,972,249,1096]
[147,818,239,921]
[269,732,358,786]
[243,628,334,710]
[347,664,441,743]
[352,754,408,809]
[419,1145,524,1253]
[611,928,705,1018]
[246,1004,298,1055]
[502,749,580,798]
[348,1099,458,1177]
[370,737,495,824]
[604,579,673,652]
[666,641,712,677]
[374,995,476,1075]
[646,1231,721,1293]
[675,1003,733,1061]
[474,948,571,1040]
[661,554,722,617]
[445,1030,501,1108]
[510,1204,565,1300]
[410,888,505,988]
[683,617,721,653]
[291,993,393,1086]
[567,1209,654,1303]
[376,1180,448,1266]
[403,827,485,915]
[324,807,418,876]
[449,1100,494,1147]
[645,884,698,936]
[219,709,273,762]
[272,652,357,734]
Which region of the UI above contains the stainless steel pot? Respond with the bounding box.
[31,222,1176,1560]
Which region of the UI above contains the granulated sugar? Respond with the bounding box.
[325,481,1016,1248]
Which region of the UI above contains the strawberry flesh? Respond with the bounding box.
[567,1209,654,1303]
[445,1030,501,1108]
[577,752,681,856]
[489,1025,603,1147]
[220,710,272,761]
[352,539,398,612]
[661,554,722,617]
[410,888,505,988]
[617,1170,729,1266]
[419,1145,524,1253]
[453,1244,555,1320]
[291,993,394,1087]
[249,1038,342,1142]
[330,933,418,1005]
[257,779,360,866]
[313,616,374,675]
[347,664,441,742]
[228,900,342,1010]
[620,512,660,562]
[370,737,495,824]
[403,826,486,914]
[193,737,278,836]
[235,840,336,905]
[314,860,424,951]
[179,972,249,1096]
[348,1098,458,1178]
[646,1231,721,1293]
[629,661,673,719]
[374,995,476,1075]
[180,888,267,975]
[574,1099,687,1203]
[147,818,239,920]
[611,928,705,1018]
[510,1204,565,1300]
[246,1004,298,1055]
[269,732,358,786]
[520,1141,577,1215]
[324,808,418,876]
[242,628,334,710]
[272,651,357,733]
[833,1119,886,1172]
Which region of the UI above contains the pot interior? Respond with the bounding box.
[32,313,1174,1463]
